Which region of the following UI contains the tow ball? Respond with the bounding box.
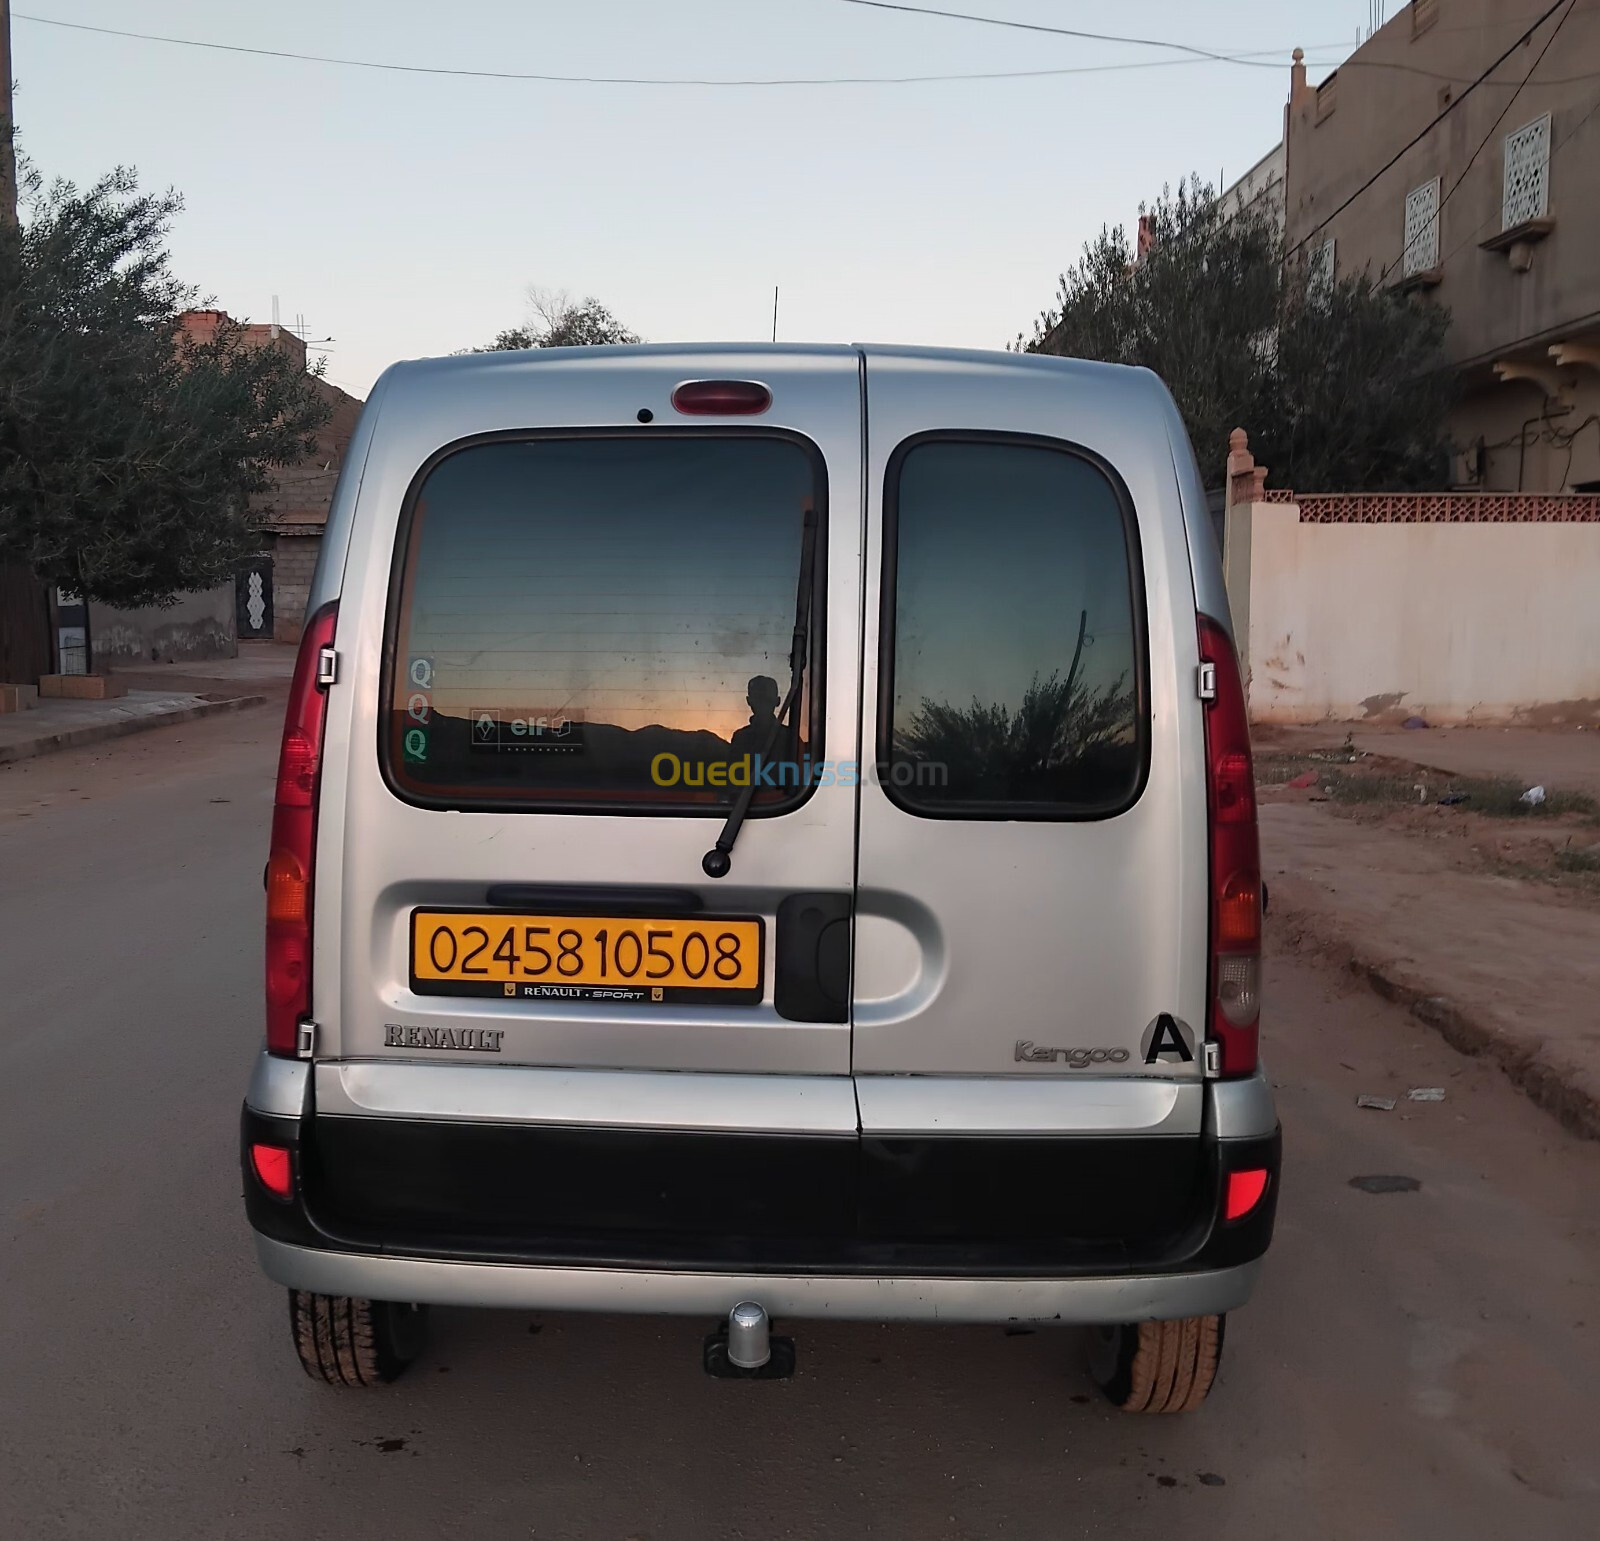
[702,1301,796,1380]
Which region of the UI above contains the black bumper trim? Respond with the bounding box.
[242,1106,1279,1281]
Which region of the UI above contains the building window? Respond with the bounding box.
[1309,238,1336,299]
[1503,113,1552,230]
[1403,178,1441,275]
[1411,0,1439,40]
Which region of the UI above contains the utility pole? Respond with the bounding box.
[1,0,16,229]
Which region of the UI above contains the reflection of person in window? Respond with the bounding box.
[729,675,780,760]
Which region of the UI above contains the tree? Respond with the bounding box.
[479,286,641,351]
[0,165,330,620]
[1021,178,1455,492]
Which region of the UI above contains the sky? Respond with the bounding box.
[10,1,1361,398]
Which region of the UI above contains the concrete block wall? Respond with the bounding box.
[270,534,323,643]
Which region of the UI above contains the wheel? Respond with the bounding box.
[288,1290,429,1386]
[1086,1314,1225,1413]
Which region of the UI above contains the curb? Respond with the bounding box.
[1274,897,1600,1143]
[1354,964,1600,1142]
[0,694,269,765]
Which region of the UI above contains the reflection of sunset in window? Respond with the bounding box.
[388,435,822,807]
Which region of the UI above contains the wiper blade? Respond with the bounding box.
[702,504,820,879]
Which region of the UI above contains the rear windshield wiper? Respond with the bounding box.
[702,504,820,879]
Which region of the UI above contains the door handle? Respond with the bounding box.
[774,893,852,1023]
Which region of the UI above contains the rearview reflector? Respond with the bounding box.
[250,1142,293,1199]
[1225,1167,1269,1222]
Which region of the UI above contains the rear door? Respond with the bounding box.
[313,348,863,1078]
[852,350,1212,1103]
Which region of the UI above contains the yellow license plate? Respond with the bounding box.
[410,910,764,1004]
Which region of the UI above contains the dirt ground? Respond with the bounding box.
[1256,721,1600,803]
[1257,741,1600,903]
[1255,726,1600,1139]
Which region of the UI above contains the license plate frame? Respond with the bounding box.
[409,909,766,1005]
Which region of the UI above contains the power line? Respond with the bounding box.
[22,7,1595,95]
[15,11,1334,88]
[1391,0,1576,278]
[841,0,1293,68]
[1288,0,1570,258]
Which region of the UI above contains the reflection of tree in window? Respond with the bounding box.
[894,611,1138,805]
[887,439,1144,813]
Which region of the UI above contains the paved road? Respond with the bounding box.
[3,709,1598,1540]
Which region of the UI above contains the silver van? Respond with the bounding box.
[243,344,1278,1413]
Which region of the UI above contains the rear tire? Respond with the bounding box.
[288,1291,429,1386]
[1086,1314,1224,1413]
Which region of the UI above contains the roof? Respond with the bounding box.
[374,341,1155,393]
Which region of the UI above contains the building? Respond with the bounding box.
[1282,0,1600,493]
[1220,141,1286,232]
[175,309,363,646]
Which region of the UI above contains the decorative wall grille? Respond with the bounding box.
[1403,178,1440,275]
[1309,238,1336,298]
[1261,490,1600,523]
[1502,113,1551,230]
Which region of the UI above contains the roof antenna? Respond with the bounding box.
[270,294,281,340]
[771,285,779,343]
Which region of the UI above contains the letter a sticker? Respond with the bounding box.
[1142,1013,1196,1064]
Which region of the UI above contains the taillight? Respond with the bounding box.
[265,602,337,1057]
[1199,614,1260,1075]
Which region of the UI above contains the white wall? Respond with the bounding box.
[1242,502,1600,724]
[89,585,237,665]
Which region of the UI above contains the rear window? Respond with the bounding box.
[880,435,1146,818]
[385,433,824,812]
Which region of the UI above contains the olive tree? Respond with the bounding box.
[1022,178,1454,492]
[0,165,330,622]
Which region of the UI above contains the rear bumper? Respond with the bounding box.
[255,1235,1263,1323]
[242,1069,1280,1320]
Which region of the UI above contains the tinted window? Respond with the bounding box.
[387,435,822,811]
[883,438,1144,816]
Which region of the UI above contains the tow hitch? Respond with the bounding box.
[703,1301,796,1380]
